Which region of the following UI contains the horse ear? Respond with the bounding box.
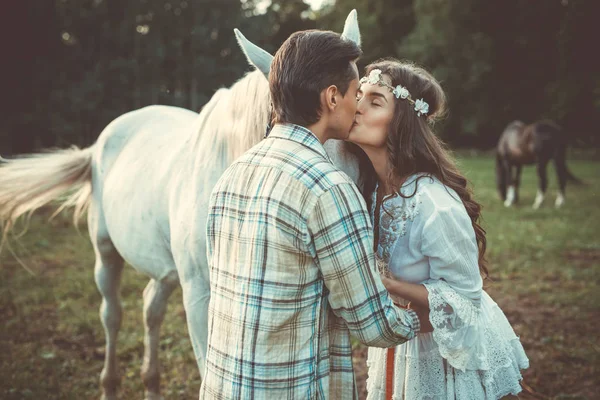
[341,9,361,48]
[234,29,273,78]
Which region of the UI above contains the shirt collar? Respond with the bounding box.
[267,123,332,162]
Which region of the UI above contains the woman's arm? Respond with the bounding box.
[381,277,434,333]
[380,277,428,308]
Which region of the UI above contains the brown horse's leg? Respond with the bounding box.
[496,152,508,201]
[514,165,522,204]
[504,164,516,207]
[533,158,549,209]
[553,151,568,208]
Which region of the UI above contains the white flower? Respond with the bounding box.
[367,69,382,85]
[414,98,429,116]
[393,85,410,99]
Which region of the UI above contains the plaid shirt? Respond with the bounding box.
[201,124,420,399]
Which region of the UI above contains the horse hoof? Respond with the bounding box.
[532,190,545,209]
[504,200,513,207]
[144,392,164,400]
[555,194,565,208]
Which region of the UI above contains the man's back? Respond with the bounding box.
[202,125,419,399]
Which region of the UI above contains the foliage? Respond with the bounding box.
[321,0,599,148]
[1,0,598,154]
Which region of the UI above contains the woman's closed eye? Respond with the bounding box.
[356,94,381,106]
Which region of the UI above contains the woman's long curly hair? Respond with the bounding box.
[357,58,489,279]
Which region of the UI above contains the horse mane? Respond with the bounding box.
[188,69,365,190]
[192,70,271,170]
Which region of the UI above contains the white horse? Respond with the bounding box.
[0,11,364,400]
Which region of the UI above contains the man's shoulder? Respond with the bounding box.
[293,152,361,205]
[254,137,358,194]
[213,137,362,209]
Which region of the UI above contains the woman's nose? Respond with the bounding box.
[355,100,364,114]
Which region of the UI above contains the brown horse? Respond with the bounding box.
[496,120,581,209]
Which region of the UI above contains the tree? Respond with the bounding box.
[317,0,415,69]
[393,0,493,145]
[1,2,62,153]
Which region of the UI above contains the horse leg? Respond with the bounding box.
[141,271,179,400]
[180,276,210,380]
[88,200,125,400]
[171,225,211,382]
[504,164,516,207]
[533,158,549,209]
[93,237,125,400]
[496,152,508,201]
[554,154,567,208]
[514,165,522,204]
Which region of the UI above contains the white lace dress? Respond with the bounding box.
[366,175,529,400]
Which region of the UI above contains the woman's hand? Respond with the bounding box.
[380,276,395,292]
[380,277,430,309]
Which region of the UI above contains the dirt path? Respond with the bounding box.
[351,288,599,399]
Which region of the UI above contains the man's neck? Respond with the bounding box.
[306,119,331,144]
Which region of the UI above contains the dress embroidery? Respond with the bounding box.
[371,184,422,264]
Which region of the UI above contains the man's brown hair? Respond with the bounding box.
[269,30,362,127]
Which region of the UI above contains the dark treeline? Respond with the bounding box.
[1,0,597,154]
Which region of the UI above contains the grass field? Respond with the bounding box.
[1,155,598,399]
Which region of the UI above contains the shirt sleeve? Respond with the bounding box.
[419,187,486,371]
[307,182,420,348]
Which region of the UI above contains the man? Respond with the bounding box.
[201,30,420,399]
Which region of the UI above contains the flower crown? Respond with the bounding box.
[359,69,430,117]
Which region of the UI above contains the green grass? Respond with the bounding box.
[1,155,599,399]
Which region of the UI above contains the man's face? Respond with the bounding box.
[333,62,360,140]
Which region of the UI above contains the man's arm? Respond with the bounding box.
[307,182,420,347]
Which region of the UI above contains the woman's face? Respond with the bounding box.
[347,73,396,149]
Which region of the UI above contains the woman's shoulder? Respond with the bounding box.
[400,174,463,212]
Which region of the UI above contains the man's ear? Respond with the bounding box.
[323,85,339,112]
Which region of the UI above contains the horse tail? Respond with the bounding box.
[552,130,585,186]
[564,165,584,185]
[496,150,507,201]
[0,145,94,238]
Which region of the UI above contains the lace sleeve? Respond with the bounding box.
[422,279,489,372]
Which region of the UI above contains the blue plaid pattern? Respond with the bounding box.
[201,124,420,399]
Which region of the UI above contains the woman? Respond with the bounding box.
[348,59,529,399]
